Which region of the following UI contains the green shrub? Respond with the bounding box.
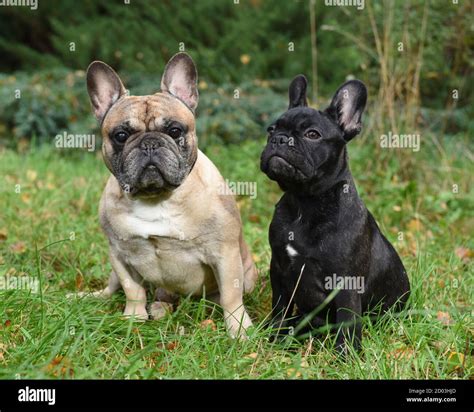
[0,69,287,148]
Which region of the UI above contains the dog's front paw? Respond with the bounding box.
[123,302,149,321]
[225,312,253,340]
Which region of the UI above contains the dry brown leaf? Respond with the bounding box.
[455,247,473,262]
[248,214,261,223]
[44,355,74,378]
[166,341,179,351]
[26,170,37,182]
[75,273,84,290]
[0,228,7,241]
[10,242,26,254]
[200,319,217,331]
[407,219,423,232]
[447,352,465,372]
[388,347,415,360]
[287,368,302,378]
[245,352,258,360]
[20,193,31,204]
[437,311,453,326]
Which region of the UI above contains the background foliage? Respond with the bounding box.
[0,0,472,144]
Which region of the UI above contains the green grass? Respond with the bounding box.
[0,135,472,379]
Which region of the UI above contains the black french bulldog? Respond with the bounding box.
[260,75,410,353]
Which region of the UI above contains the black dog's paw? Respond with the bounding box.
[335,335,361,358]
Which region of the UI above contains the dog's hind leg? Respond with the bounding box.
[66,270,121,299]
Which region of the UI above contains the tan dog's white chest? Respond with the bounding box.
[105,190,218,296]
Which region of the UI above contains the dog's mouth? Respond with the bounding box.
[263,154,307,182]
[124,161,180,198]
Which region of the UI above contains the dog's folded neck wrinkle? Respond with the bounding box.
[293,147,351,198]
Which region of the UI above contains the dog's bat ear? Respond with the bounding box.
[325,80,367,141]
[288,74,308,109]
[86,61,127,123]
[161,52,199,112]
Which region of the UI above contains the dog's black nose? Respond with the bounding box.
[140,138,160,154]
[271,134,290,146]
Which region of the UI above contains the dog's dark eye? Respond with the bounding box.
[114,131,129,143]
[305,129,321,139]
[267,125,275,135]
[168,127,182,139]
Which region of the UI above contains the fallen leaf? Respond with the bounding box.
[20,193,31,204]
[245,352,258,360]
[200,319,217,331]
[10,242,27,254]
[4,320,11,328]
[166,341,179,351]
[26,170,37,182]
[407,219,423,232]
[0,228,7,241]
[455,247,473,263]
[437,311,453,326]
[75,273,84,290]
[248,214,261,223]
[43,355,74,377]
[447,352,465,372]
[287,368,302,378]
[388,346,415,360]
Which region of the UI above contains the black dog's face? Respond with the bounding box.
[260,107,345,188]
[260,75,367,192]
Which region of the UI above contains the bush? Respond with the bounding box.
[0,69,287,148]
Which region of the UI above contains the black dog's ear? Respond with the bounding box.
[161,52,199,112]
[325,80,367,141]
[86,61,127,123]
[288,75,308,109]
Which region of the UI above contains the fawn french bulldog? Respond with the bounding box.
[76,53,257,338]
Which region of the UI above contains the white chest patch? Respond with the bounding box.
[125,200,187,240]
[286,244,299,257]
